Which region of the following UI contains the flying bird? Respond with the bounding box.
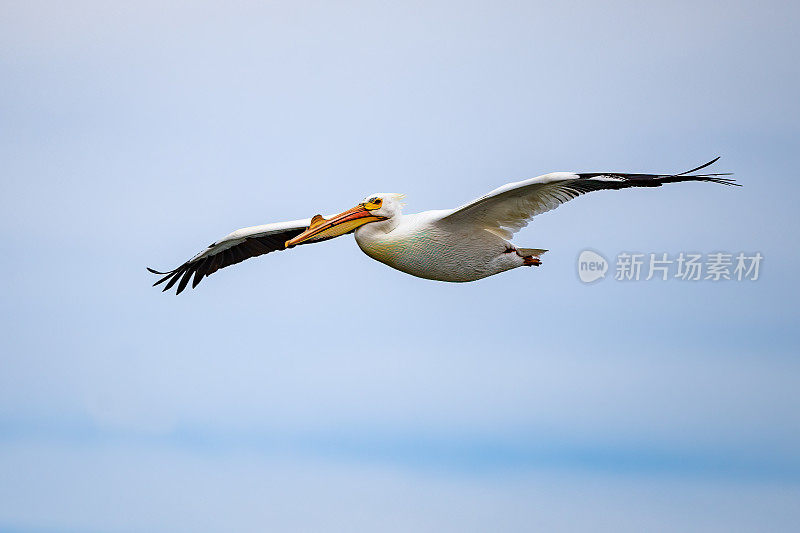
[149,158,736,294]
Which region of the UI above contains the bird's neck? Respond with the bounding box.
[355,215,401,242]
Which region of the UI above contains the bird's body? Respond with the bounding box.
[149,158,737,294]
[354,211,531,282]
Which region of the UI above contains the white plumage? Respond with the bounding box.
[149,158,736,294]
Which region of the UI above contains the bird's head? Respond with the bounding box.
[359,192,405,219]
[285,193,405,248]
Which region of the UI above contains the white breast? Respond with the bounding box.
[354,211,518,282]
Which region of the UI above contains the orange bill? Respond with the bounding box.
[285,205,386,248]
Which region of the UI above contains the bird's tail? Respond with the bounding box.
[516,248,548,258]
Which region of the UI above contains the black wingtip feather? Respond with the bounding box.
[667,157,739,185]
[674,157,721,176]
[152,274,172,287]
[175,268,193,295]
[162,267,185,292]
[191,257,209,289]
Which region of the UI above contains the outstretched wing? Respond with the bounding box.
[436,158,737,239]
[148,218,314,294]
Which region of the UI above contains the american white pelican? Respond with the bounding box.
[149,158,736,294]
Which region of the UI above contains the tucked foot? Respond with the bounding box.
[515,247,546,267]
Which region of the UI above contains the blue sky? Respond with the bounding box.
[2,1,799,531]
